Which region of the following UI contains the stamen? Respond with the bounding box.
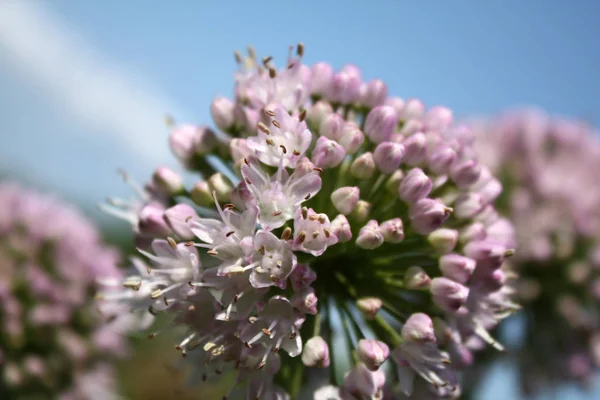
[185,215,193,222]
[272,210,282,216]
[272,120,281,129]
[297,42,304,57]
[279,145,287,154]
[265,109,276,117]
[257,121,271,134]
[301,207,308,219]
[281,227,292,240]
[298,108,307,121]
[167,237,178,249]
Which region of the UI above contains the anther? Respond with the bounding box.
[265,109,276,117]
[272,210,282,216]
[167,237,178,249]
[279,145,287,154]
[257,121,271,134]
[272,120,281,128]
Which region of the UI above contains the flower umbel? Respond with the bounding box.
[101,44,517,399]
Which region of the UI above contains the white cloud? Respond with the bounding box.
[0,0,186,169]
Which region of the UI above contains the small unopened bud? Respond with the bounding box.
[342,363,386,400]
[373,142,405,174]
[460,222,487,243]
[292,288,318,315]
[307,100,333,130]
[362,79,388,108]
[357,339,390,371]
[331,214,352,242]
[338,122,365,154]
[208,173,233,202]
[331,186,360,215]
[350,152,376,180]
[138,203,171,237]
[190,181,212,206]
[409,198,452,235]
[454,193,486,219]
[152,167,184,196]
[312,136,346,169]
[385,170,404,194]
[427,144,457,175]
[401,313,435,342]
[428,228,459,254]
[290,264,317,291]
[356,220,384,250]
[464,240,510,269]
[450,160,482,188]
[431,277,469,312]
[351,200,371,223]
[302,336,330,368]
[319,113,344,140]
[402,132,427,166]
[380,218,404,243]
[399,168,432,203]
[424,106,453,131]
[210,97,236,131]
[364,105,398,143]
[439,254,476,284]
[163,204,199,240]
[328,68,361,104]
[357,297,383,320]
[311,63,334,96]
[169,125,217,166]
[400,98,425,121]
[230,182,252,211]
[404,266,431,289]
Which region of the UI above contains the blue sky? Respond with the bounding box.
[1,1,600,398]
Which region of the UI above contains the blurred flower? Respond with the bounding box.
[472,109,600,394]
[0,183,127,399]
[101,44,517,399]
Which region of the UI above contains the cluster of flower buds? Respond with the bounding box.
[0,183,127,399]
[101,44,517,399]
[472,109,600,394]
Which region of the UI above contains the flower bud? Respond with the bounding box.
[356,220,384,250]
[478,178,503,203]
[402,132,427,166]
[357,339,389,371]
[385,96,405,114]
[342,363,385,400]
[164,203,199,240]
[190,180,212,206]
[230,181,252,211]
[312,136,346,169]
[350,152,376,180]
[331,214,352,243]
[401,313,435,342]
[357,297,383,320]
[364,105,398,143]
[404,266,431,290]
[292,287,318,315]
[169,125,217,166]
[234,104,259,133]
[351,200,371,223]
[431,277,469,312]
[137,203,171,237]
[398,168,432,203]
[302,336,330,368]
[450,160,482,188]
[409,198,452,235]
[427,144,457,174]
[439,254,476,284]
[290,264,317,292]
[311,62,334,96]
[464,240,513,270]
[331,186,360,215]
[328,70,361,104]
[424,106,453,132]
[207,173,233,202]
[460,222,487,243]
[385,170,404,193]
[229,138,252,165]
[338,122,365,154]
[307,100,333,131]
[362,79,388,108]
[380,218,404,243]
[428,228,459,254]
[454,193,486,219]
[373,142,405,174]
[210,97,236,131]
[399,98,425,120]
[319,113,344,140]
[152,167,184,196]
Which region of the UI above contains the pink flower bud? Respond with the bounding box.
[169,125,217,166]
[398,168,432,203]
[137,203,171,237]
[164,203,199,240]
[380,218,404,243]
[230,181,252,210]
[311,62,334,95]
[450,160,482,188]
[350,152,376,179]
[292,287,318,315]
[427,144,457,174]
[385,96,405,114]
[427,228,459,254]
[331,214,352,243]
[409,198,452,235]
[351,200,372,223]
[338,122,365,154]
[190,180,211,206]
[342,363,385,399]
[373,142,405,174]
[357,339,390,371]
[439,254,476,284]
[431,277,469,312]
[312,136,346,169]
[210,97,236,131]
[404,266,431,290]
[328,69,361,104]
[356,220,384,250]
[357,297,382,320]
[152,166,184,196]
[399,98,425,120]
[331,186,360,215]
[307,100,334,131]
[364,105,398,143]
[424,106,453,132]
[290,264,317,292]
[401,313,435,342]
[302,336,330,368]
[319,113,345,140]
[402,132,427,166]
[460,222,487,243]
[362,79,388,108]
[454,193,486,219]
[464,240,513,270]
